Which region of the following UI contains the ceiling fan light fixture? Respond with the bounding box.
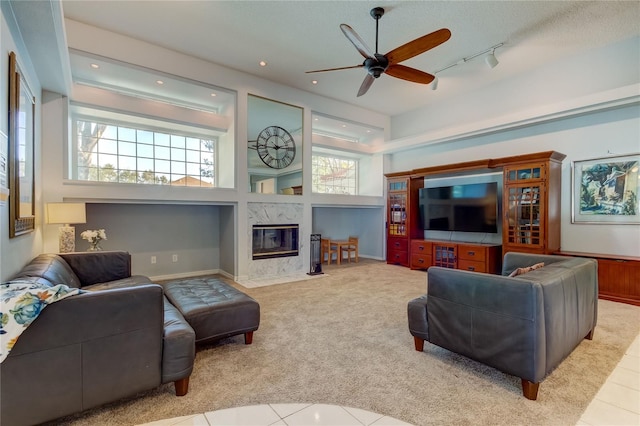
[485,51,499,69]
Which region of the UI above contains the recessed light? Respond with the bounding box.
[312,80,318,85]
[90,63,100,69]
[211,93,217,97]
[259,60,267,67]
[342,124,347,128]
[156,80,164,85]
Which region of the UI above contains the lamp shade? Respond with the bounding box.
[46,203,87,225]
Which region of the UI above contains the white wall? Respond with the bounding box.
[391,36,640,141]
[0,4,43,280]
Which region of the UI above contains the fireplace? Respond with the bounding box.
[252,224,299,260]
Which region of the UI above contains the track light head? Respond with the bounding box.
[485,51,499,69]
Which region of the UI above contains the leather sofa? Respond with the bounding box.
[408,252,598,400]
[1,251,195,426]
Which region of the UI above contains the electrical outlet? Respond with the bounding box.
[172,254,178,263]
[151,256,156,264]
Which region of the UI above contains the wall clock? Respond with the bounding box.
[250,125,296,169]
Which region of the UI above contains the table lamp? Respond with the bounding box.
[46,202,87,253]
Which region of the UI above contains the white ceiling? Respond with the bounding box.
[60,1,640,117]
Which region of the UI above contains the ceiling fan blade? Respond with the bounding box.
[357,74,376,97]
[385,64,435,84]
[385,28,451,65]
[306,64,363,74]
[340,24,375,59]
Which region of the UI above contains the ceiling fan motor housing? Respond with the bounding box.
[365,54,389,78]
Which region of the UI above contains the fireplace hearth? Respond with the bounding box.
[252,224,299,260]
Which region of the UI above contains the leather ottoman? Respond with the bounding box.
[162,277,260,345]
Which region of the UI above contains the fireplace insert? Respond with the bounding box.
[252,224,299,260]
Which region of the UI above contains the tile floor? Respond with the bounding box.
[140,403,410,426]
[578,333,640,425]
[140,334,640,426]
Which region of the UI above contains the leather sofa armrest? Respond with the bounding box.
[7,284,164,357]
[60,251,132,286]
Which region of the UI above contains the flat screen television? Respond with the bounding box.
[418,182,498,233]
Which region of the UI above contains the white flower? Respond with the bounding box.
[81,229,107,243]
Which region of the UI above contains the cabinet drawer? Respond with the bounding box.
[411,254,432,270]
[411,240,432,253]
[388,249,409,266]
[458,259,487,273]
[388,237,408,252]
[458,245,486,262]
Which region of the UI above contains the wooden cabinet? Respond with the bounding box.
[410,240,432,270]
[458,243,501,273]
[410,240,502,274]
[557,251,640,306]
[385,175,423,266]
[386,151,564,268]
[502,152,564,255]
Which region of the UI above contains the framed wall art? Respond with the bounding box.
[571,153,640,224]
[8,51,36,237]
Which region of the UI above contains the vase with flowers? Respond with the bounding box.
[81,229,107,251]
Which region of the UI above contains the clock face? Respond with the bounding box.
[255,126,296,169]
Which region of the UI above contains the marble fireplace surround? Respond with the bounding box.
[246,202,305,281]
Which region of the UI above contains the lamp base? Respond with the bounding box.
[59,225,75,253]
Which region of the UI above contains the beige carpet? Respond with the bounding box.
[56,260,640,425]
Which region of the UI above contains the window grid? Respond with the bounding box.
[75,120,216,187]
[312,154,358,195]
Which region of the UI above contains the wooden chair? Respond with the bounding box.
[321,238,338,264]
[340,236,359,263]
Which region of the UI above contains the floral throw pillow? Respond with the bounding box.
[508,262,545,277]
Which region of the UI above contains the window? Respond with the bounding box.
[67,50,236,188]
[312,154,358,195]
[73,119,216,187]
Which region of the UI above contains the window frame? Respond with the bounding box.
[311,153,359,195]
[69,111,218,187]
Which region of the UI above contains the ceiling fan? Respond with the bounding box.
[307,7,451,97]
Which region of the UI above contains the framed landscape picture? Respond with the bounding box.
[572,153,640,224]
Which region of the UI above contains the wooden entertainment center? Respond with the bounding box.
[386,150,639,306]
[385,151,564,272]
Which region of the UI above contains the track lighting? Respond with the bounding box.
[485,51,499,69]
[430,42,504,91]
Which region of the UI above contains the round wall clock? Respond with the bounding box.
[254,125,296,169]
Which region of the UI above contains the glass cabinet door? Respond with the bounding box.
[505,183,545,247]
[433,243,457,268]
[505,164,545,183]
[388,193,407,237]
